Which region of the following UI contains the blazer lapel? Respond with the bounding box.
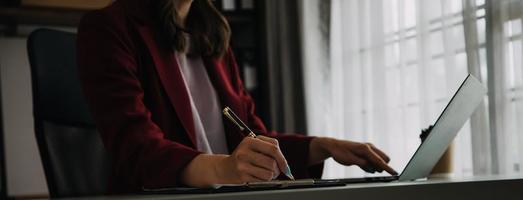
[137,26,197,147]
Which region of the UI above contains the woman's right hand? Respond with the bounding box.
[180,136,290,187]
[216,136,289,183]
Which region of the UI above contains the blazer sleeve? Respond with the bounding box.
[77,12,202,191]
[224,49,324,179]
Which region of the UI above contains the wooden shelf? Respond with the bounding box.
[225,13,255,24]
[0,6,86,26]
[0,6,255,28]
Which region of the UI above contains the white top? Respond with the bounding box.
[175,51,229,155]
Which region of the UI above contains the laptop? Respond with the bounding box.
[322,74,487,184]
[143,74,487,194]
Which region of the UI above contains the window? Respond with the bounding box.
[487,0,523,174]
[301,0,523,178]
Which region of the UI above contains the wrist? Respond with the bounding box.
[180,154,229,187]
[213,154,233,184]
[318,137,337,156]
[308,137,335,165]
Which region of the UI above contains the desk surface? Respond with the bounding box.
[61,175,523,200]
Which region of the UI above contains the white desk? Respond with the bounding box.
[62,176,523,200]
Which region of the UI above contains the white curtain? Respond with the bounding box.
[484,0,523,175]
[300,0,523,178]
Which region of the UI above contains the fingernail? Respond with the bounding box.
[285,165,295,180]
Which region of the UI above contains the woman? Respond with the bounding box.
[77,0,397,193]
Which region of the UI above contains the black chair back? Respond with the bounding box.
[0,62,7,199]
[27,28,110,198]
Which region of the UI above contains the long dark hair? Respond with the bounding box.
[155,0,231,58]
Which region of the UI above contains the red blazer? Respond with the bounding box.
[77,0,322,193]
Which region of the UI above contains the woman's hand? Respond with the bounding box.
[180,136,288,187]
[217,136,288,183]
[309,137,398,175]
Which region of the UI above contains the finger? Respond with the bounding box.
[383,163,397,175]
[257,135,278,145]
[255,136,283,173]
[245,163,275,181]
[242,174,266,183]
[248,151,278,173]
[364,149,398,175]
[331,151,376,173]
[272,168,281,179]
[343,153,368,167]
[367,143,391,163]
[349,156,376,173]
[362,166,377,173]
[248,138,289,173]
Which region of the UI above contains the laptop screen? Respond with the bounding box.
[398,74,487,181]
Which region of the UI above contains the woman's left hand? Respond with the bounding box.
[309,137,398,175]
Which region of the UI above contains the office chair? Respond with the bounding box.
[0,61,7,199]
[27,28,110,198]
